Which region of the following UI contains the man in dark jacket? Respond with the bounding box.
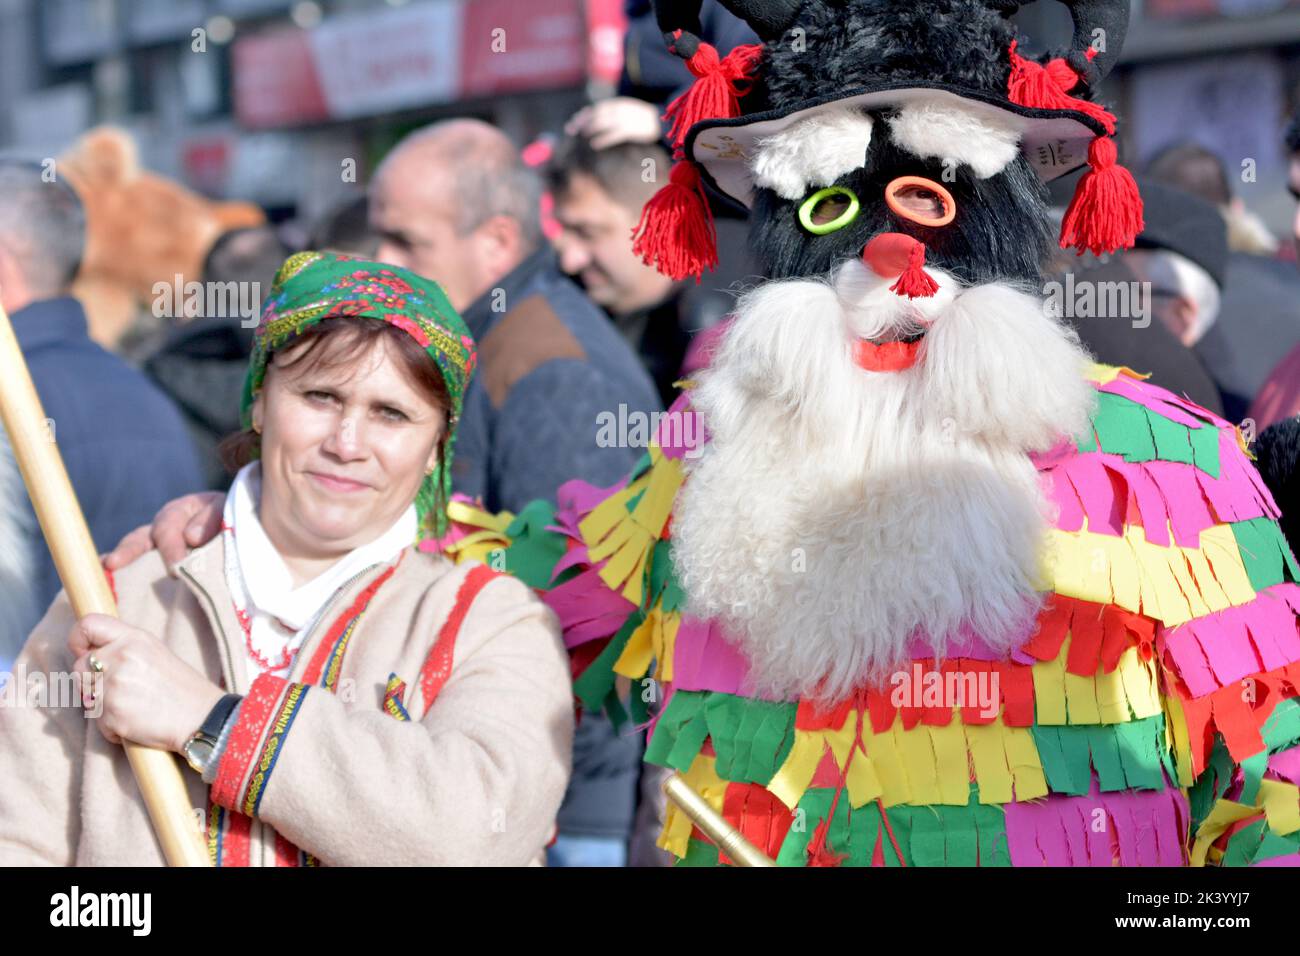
[547,134,753,408]
[0,160,202,665]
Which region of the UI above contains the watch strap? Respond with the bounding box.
[198,693,242,743]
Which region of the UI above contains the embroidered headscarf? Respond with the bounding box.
[241,251,477,540]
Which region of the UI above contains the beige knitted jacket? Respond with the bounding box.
[0,536,574,866]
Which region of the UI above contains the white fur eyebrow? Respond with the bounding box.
[749,107,875,201]
[886,96,1021,179]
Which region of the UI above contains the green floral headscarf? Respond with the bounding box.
[241,251,477,540]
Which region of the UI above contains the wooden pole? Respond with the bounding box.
[0,302,210,867]
[663,772,776,866]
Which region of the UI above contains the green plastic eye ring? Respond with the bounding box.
[798,186,860,235]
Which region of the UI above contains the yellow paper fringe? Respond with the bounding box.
[1160,690,1196,787]
[1189,781,1300,866]
[768,709,1047,812]
[1030,633,1161,726]
[613,604,681,683]
[1190,799,1260,866]
[1259,779,1300,836]
[1044,523,1255,628]
[658,754,727,859]
[579,445,684,607]
[442,500,514,565]
[1085,363,1150,386]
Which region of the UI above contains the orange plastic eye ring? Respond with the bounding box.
[884,176,956,228]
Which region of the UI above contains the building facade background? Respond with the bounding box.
[0,0,1295,233]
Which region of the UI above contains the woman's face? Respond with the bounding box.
[251,333,445,560]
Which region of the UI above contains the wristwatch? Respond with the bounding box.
[182,693,242,775]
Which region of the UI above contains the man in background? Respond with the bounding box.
[1061,179,1227,415]
[1145,141,1300,421]
[0,159,201,664]
[145,225,289,490]
[546,134,748,405]
[371,122,660,866]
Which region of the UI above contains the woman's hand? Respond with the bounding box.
[103,491,227,574]
[69,613,226,752]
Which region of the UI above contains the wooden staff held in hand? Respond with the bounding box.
[0,301,210,867]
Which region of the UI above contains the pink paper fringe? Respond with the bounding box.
[1160,584,1300,698]
[1004,775,1189,866]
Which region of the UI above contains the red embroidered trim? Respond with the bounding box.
[225,809,252,867]
[418,565,501,712]
[234,604,296,672]
[213,553,405,864]
[275,832,300,867]
[300,552,405,686]
[211,673,290,810]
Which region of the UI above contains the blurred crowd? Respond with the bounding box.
[3,0,1300,866]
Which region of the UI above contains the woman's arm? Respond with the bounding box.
[208,574,576,866]
[0,592,86,865]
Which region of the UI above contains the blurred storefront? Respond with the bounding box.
[0,0,625,220]
[1,0,1299,229]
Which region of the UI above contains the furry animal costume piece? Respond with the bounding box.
[58,128,265,349]
[446,0,1300,867]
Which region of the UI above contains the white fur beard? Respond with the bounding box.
[672,260,1097,703]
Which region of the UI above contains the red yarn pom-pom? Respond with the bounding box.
[889,242,940,299]
[630,160,718,282]
[663,42,764,151]
[1059,136,1145,257]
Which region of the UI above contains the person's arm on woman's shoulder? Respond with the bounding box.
[205,570,575,866]
[0,592,86,865]
[103,491,226,573]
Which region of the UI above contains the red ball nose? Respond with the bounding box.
[862,232,922,278]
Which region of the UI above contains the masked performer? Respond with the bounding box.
[477,0,1300,867]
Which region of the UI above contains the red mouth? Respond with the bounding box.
[853,336,924,372]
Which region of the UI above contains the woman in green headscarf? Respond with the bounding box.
[0,253,574,866]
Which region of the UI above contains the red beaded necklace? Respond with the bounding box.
[222,520,302,673]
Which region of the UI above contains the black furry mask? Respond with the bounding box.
[747,109,1055,285]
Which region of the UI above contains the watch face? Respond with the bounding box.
[184,736,215,772]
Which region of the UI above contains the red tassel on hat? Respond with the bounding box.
[1059,135,1145,256]
[1006,40,1116,135]
[663,40,765,151]
[890,242,939,299]
[631,159,718,281]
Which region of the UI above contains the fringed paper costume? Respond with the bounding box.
[440,367,1300,867]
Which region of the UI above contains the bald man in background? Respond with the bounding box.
[369,120,661,513]
[372,122,662,866]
